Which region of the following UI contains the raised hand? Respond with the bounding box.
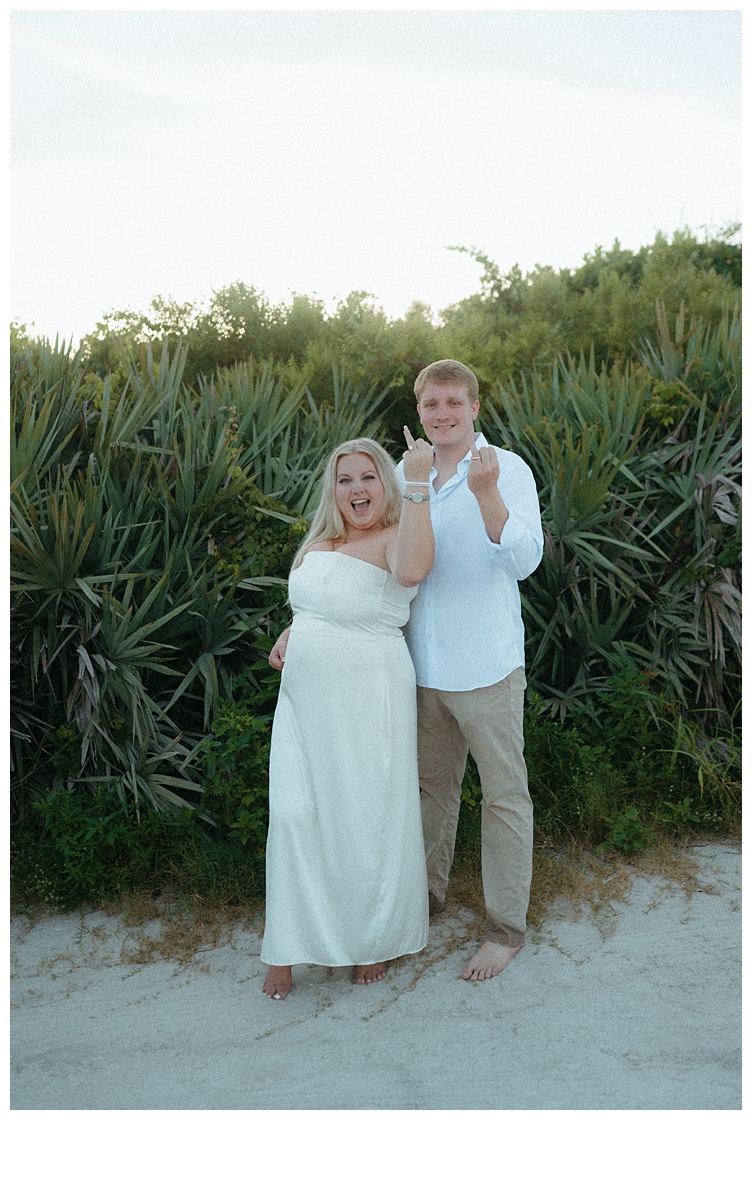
[388,426,436,586]
[402,425,434,483]
[466,441,499,498]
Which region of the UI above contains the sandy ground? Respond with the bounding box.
[10,842,741,1111]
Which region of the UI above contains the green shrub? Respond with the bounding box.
[599,806,653,856]
[196,698,274,858]
[13,787,171,907]
[483,307,741,729]
[10,233,742,899]
[11,788,266,910]
[524,677,739,849]
[10,340,305,822]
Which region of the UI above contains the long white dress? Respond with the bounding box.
[260,551,429,966]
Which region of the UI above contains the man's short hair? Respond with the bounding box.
[414,359,479,406]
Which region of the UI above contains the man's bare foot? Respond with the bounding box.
[262,965,292,1000]
[353,962,387,985]
[460,942,520,981]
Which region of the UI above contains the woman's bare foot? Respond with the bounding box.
[460,942,520,981]
[262,965,292,1000]
[353,962,387,985]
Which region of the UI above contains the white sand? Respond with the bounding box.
[10,841,741,1110]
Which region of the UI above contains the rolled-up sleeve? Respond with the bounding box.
[489,455,543,580]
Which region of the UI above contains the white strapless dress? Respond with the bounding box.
[260,551,429,966]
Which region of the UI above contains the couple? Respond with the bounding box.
[261,359,543,1000]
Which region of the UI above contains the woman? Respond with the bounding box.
[261,431,434,1000]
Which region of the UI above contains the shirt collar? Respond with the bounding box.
[427,432,489,483]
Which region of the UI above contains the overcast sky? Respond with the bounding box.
[10,5,742,344]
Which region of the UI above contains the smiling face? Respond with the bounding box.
[416,381,480,452]
[334,453,386,533]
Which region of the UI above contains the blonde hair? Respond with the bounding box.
[414,359,479,406]
[291,438,402,570]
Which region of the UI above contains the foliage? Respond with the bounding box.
[522,674,740,847]
[599,807,653,856]
[208,361,389,517]
[79,227,741,451]
[10,224,742,905]
[481,305,741,728]
[429,228,740,399]
[11,793,264,910]
[453,658,740,867]
[11,336,386,823]
[195,666,280,857]
[20,785,162,906]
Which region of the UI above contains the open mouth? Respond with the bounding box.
[351,499,370,514]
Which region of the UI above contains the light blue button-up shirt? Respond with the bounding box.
[396,433,543,691]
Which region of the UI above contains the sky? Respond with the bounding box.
[10,4,743,345]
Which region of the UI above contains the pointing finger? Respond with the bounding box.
[403,425,417,450]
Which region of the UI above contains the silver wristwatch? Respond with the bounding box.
[402,489,430,504]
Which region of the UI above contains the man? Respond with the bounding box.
[398,359,543,981]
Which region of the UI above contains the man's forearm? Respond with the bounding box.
[475,488,509,544]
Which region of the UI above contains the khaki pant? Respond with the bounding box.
[416,668,533,947]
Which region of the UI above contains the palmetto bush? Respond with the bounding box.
[10,337,387,825]
[482,304,741,737]
[199,359,388,516]
[9,304,741,891]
